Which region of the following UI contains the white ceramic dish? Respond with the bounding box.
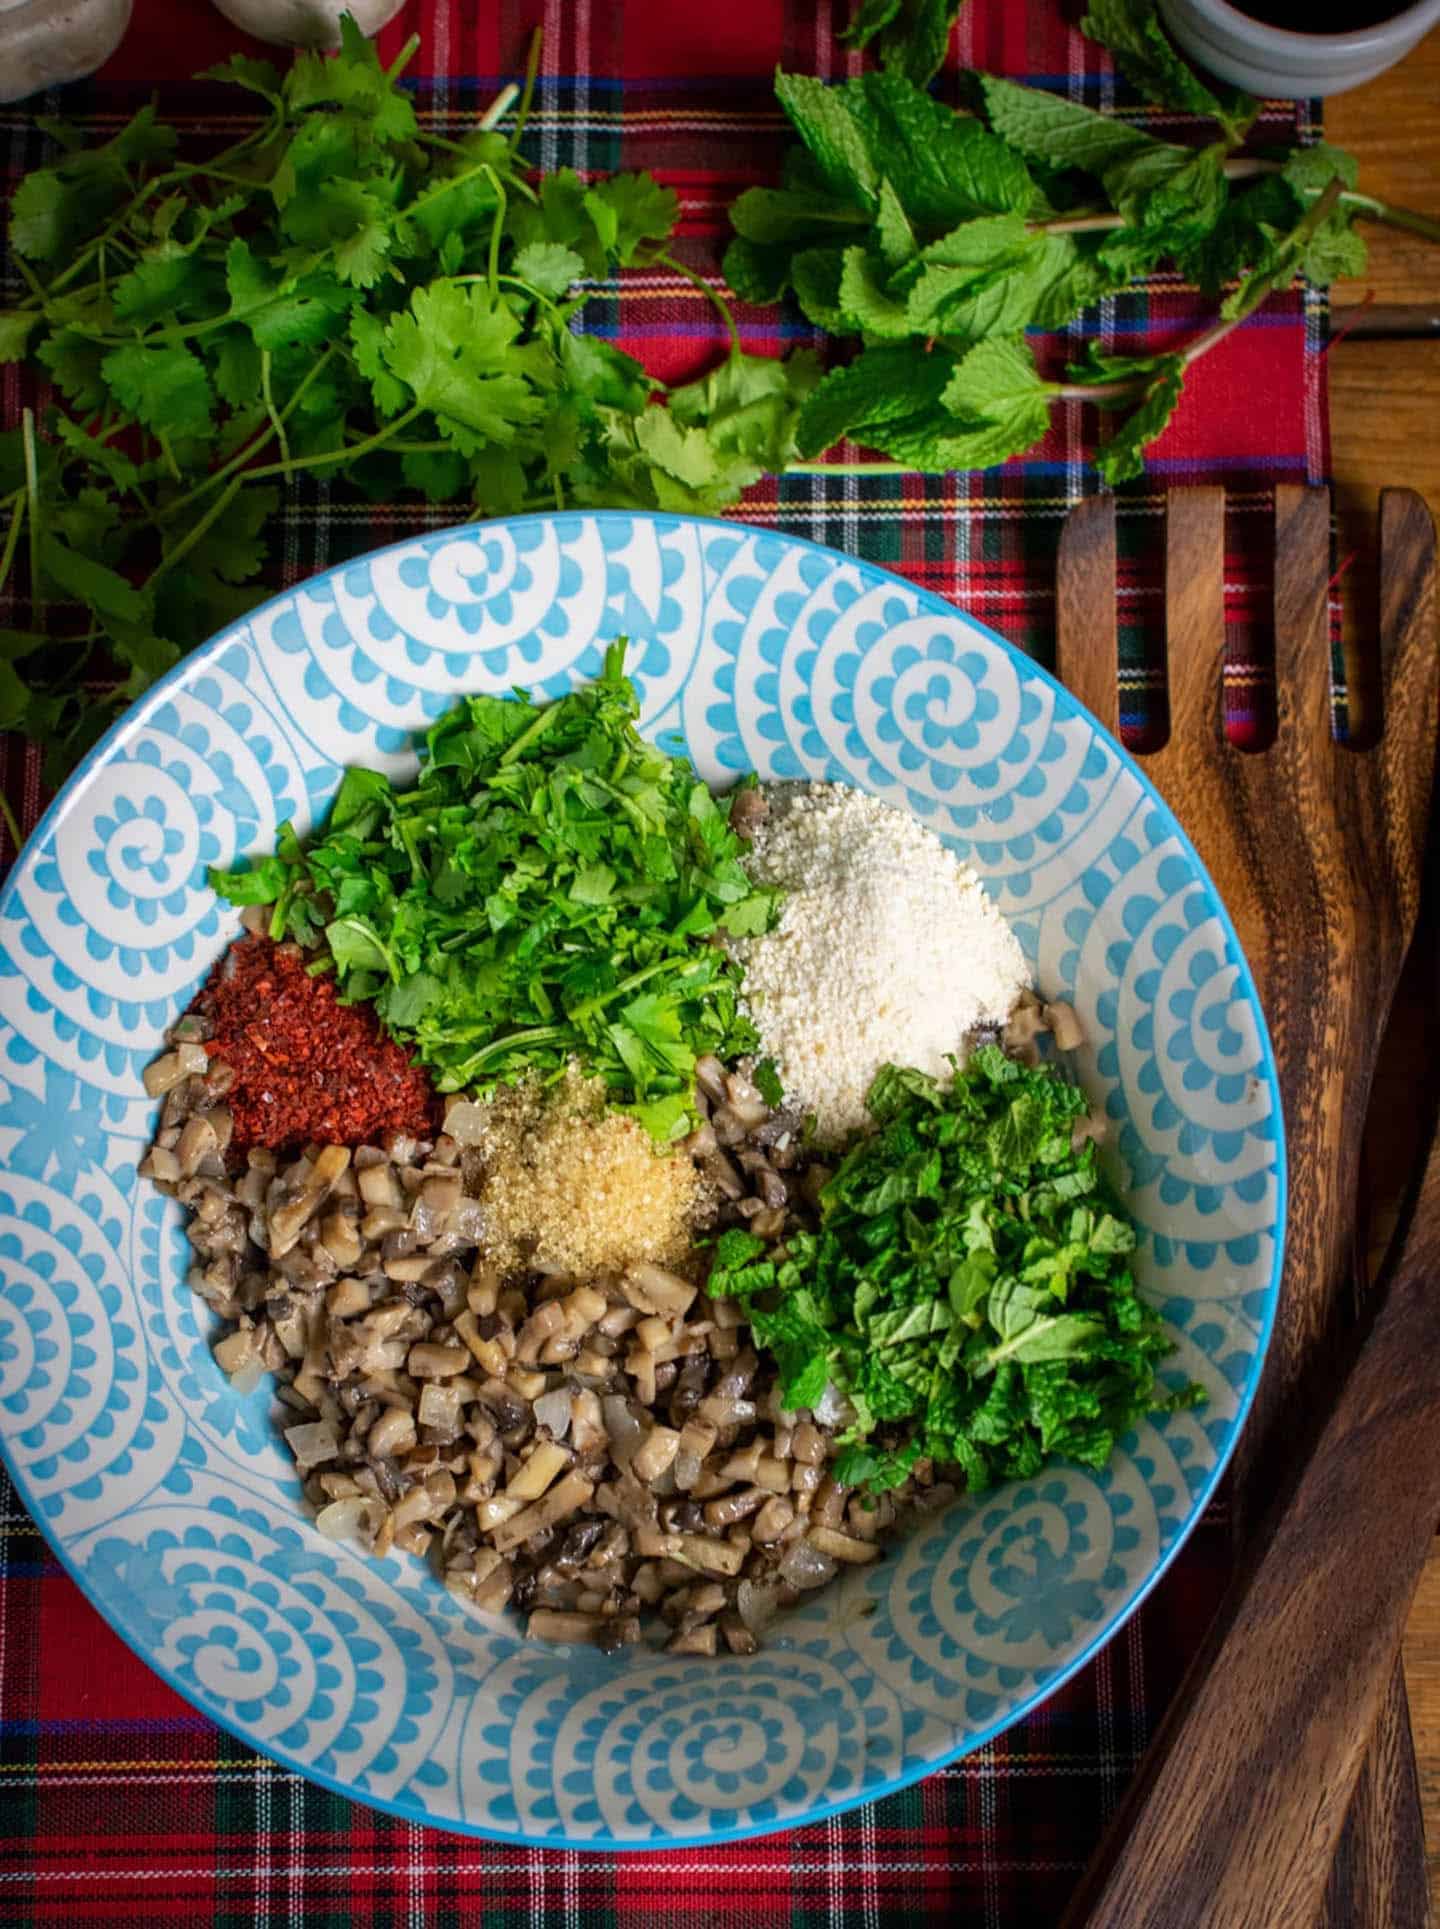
[0,512,1284,1844]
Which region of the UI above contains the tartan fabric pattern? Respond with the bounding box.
[0,1,1322,1920]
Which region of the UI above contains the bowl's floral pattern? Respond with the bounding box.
[0,513,1283,1847]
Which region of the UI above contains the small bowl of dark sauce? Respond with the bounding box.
[1159,0,1440,95]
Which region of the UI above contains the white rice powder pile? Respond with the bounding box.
[732,783,1028,1144]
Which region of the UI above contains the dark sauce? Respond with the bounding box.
[1232,1,1411,28]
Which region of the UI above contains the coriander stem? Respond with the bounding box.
[566,956,677,1023]
[659,253,741,357]
[480,166,508,297]
[260,349,291,479]
[150,477,243,587]
[452,1023,570,1078]
[0,491,26,600]
[497,698,561,765]
[385,31,422,82]
[21,408,40,620]
[479,81,519,133]
[158,343,340,523]
[0,785,22,858]
[407,153,506,219]
[509,28,543,154]
[241,403,426,484]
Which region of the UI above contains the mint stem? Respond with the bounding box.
[1338,189,1440,245]
[786,461,911,475]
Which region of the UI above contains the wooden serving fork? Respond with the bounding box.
[1053,485,1438,1926]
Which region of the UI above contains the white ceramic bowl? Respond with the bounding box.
[1160,0,1440,97]
[0,513,1284,1845]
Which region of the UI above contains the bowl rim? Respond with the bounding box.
[0,507,1288,1848]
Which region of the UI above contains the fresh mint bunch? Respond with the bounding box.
[734,0,1435,486]
[0,21,816,782]
[709,1048,1201,1494]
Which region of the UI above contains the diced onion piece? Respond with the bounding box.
[417,1382,462,1432]
[778,1539,840,1591]
[285,1420,340,1471]
[737,1578,782,1634]
[443,1099,489,1145]
[314,1496,380,1545]
[601,1394,646,1466]
[533,1389,573,1439]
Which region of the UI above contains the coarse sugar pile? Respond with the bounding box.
[729,783,1028,1144]
[453,1069,708,1279]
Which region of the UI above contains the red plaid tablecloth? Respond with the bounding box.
[0,2,1326,1922]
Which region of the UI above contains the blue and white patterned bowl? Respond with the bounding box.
[0,512,1283,1847]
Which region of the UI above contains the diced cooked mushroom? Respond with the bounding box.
[620,1263,698,1320]
[505,1438,571,1503]
[269,1147,352,1257]
[492,1472,596,1554]
[1043,1000,1085,1051]
[806,1524,881,1564]
[630,1425,680,1485]
[366,1406,417,1459]
[527,1608,604,1645]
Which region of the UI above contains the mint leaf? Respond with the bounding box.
[1081,0,1257,142]
[839,247,912,339]
[845,71,1033,231]
[975,73,1157,178]
[729,185,871,248]
[842,0,903,44]
[790,246,851,331]
[875,177,918,271]
[774,72,879,209]
[722,235,794,304]
[795,342,955,459]
[1086,353,1185,484]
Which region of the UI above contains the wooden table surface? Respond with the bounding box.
[1325,26,1440,1920]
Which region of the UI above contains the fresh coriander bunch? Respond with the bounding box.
[212,640,780,1142]
[709,1048,1201,1494]
[731,2,1438,485]
[0,19,817,782]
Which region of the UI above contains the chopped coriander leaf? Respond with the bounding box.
[209,641,779,1137]
[708,1052,1200,1492]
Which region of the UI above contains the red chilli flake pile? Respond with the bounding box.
[196,936,439,1153]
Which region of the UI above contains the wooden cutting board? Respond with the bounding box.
[1056,484,1437,1925]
